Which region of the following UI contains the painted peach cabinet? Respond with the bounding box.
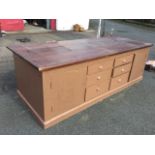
[8,37,153,128]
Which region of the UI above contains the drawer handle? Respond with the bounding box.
[121,68,125,72]
[118,78,122,83]
[99,65,103,69]
[96,88,101,92]
[97,76,101,80]
[123,59,127,63]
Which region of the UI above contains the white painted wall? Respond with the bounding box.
[56,19,89,31]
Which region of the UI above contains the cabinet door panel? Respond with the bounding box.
[129,48,149,81]
[43,64,87,120]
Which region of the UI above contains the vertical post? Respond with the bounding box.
[101,20,105,37]
[97,19,102,39]
[0,23,2,38]
[46,19,50,29]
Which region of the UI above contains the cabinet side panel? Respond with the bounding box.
[42,63,87,121]
[129,48,150,81]
[14,55,44,119]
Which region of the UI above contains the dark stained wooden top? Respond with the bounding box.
[8,36,153,71]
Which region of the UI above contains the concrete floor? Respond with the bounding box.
[7,24,51,34]
[0,20,155,134]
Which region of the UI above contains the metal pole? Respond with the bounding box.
[46,19,50,29]
[0,23,2,38]
[97,19,102,39]
[101,20,105,37]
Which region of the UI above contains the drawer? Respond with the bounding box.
[113,63,132,77]
[87,69,112,87]
[85,80,110,101]
[87,58,113,75]
[114,54,134,67]
[110,72,129,90]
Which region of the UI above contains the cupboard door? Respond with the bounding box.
[43,64,87,120]
[129,48,149,81]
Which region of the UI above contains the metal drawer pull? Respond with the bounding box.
[97,76,101,80]
[118,78,122,82]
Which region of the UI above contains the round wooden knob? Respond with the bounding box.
[123,59,127,63]
[121,68,125,72]
[118,78,122,82]
[99,65,103,69]
[96,88,101,92]
[97,76,101,80]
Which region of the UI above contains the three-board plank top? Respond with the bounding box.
[8,36,153,71]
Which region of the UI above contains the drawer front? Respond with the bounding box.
[85,80,110,101]
[87,69,112,87]
[115,54,133,67]
[88,59,113,75]
[113,63,132,77]
[110,73,129,90]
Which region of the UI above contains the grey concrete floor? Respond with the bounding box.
[0,20,155,134]
[7,24,51,34]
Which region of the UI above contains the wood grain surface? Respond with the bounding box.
[8,36,153,71]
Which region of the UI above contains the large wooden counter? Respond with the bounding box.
[8,36,153,128]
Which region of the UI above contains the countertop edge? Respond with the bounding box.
[7,42,153,72]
